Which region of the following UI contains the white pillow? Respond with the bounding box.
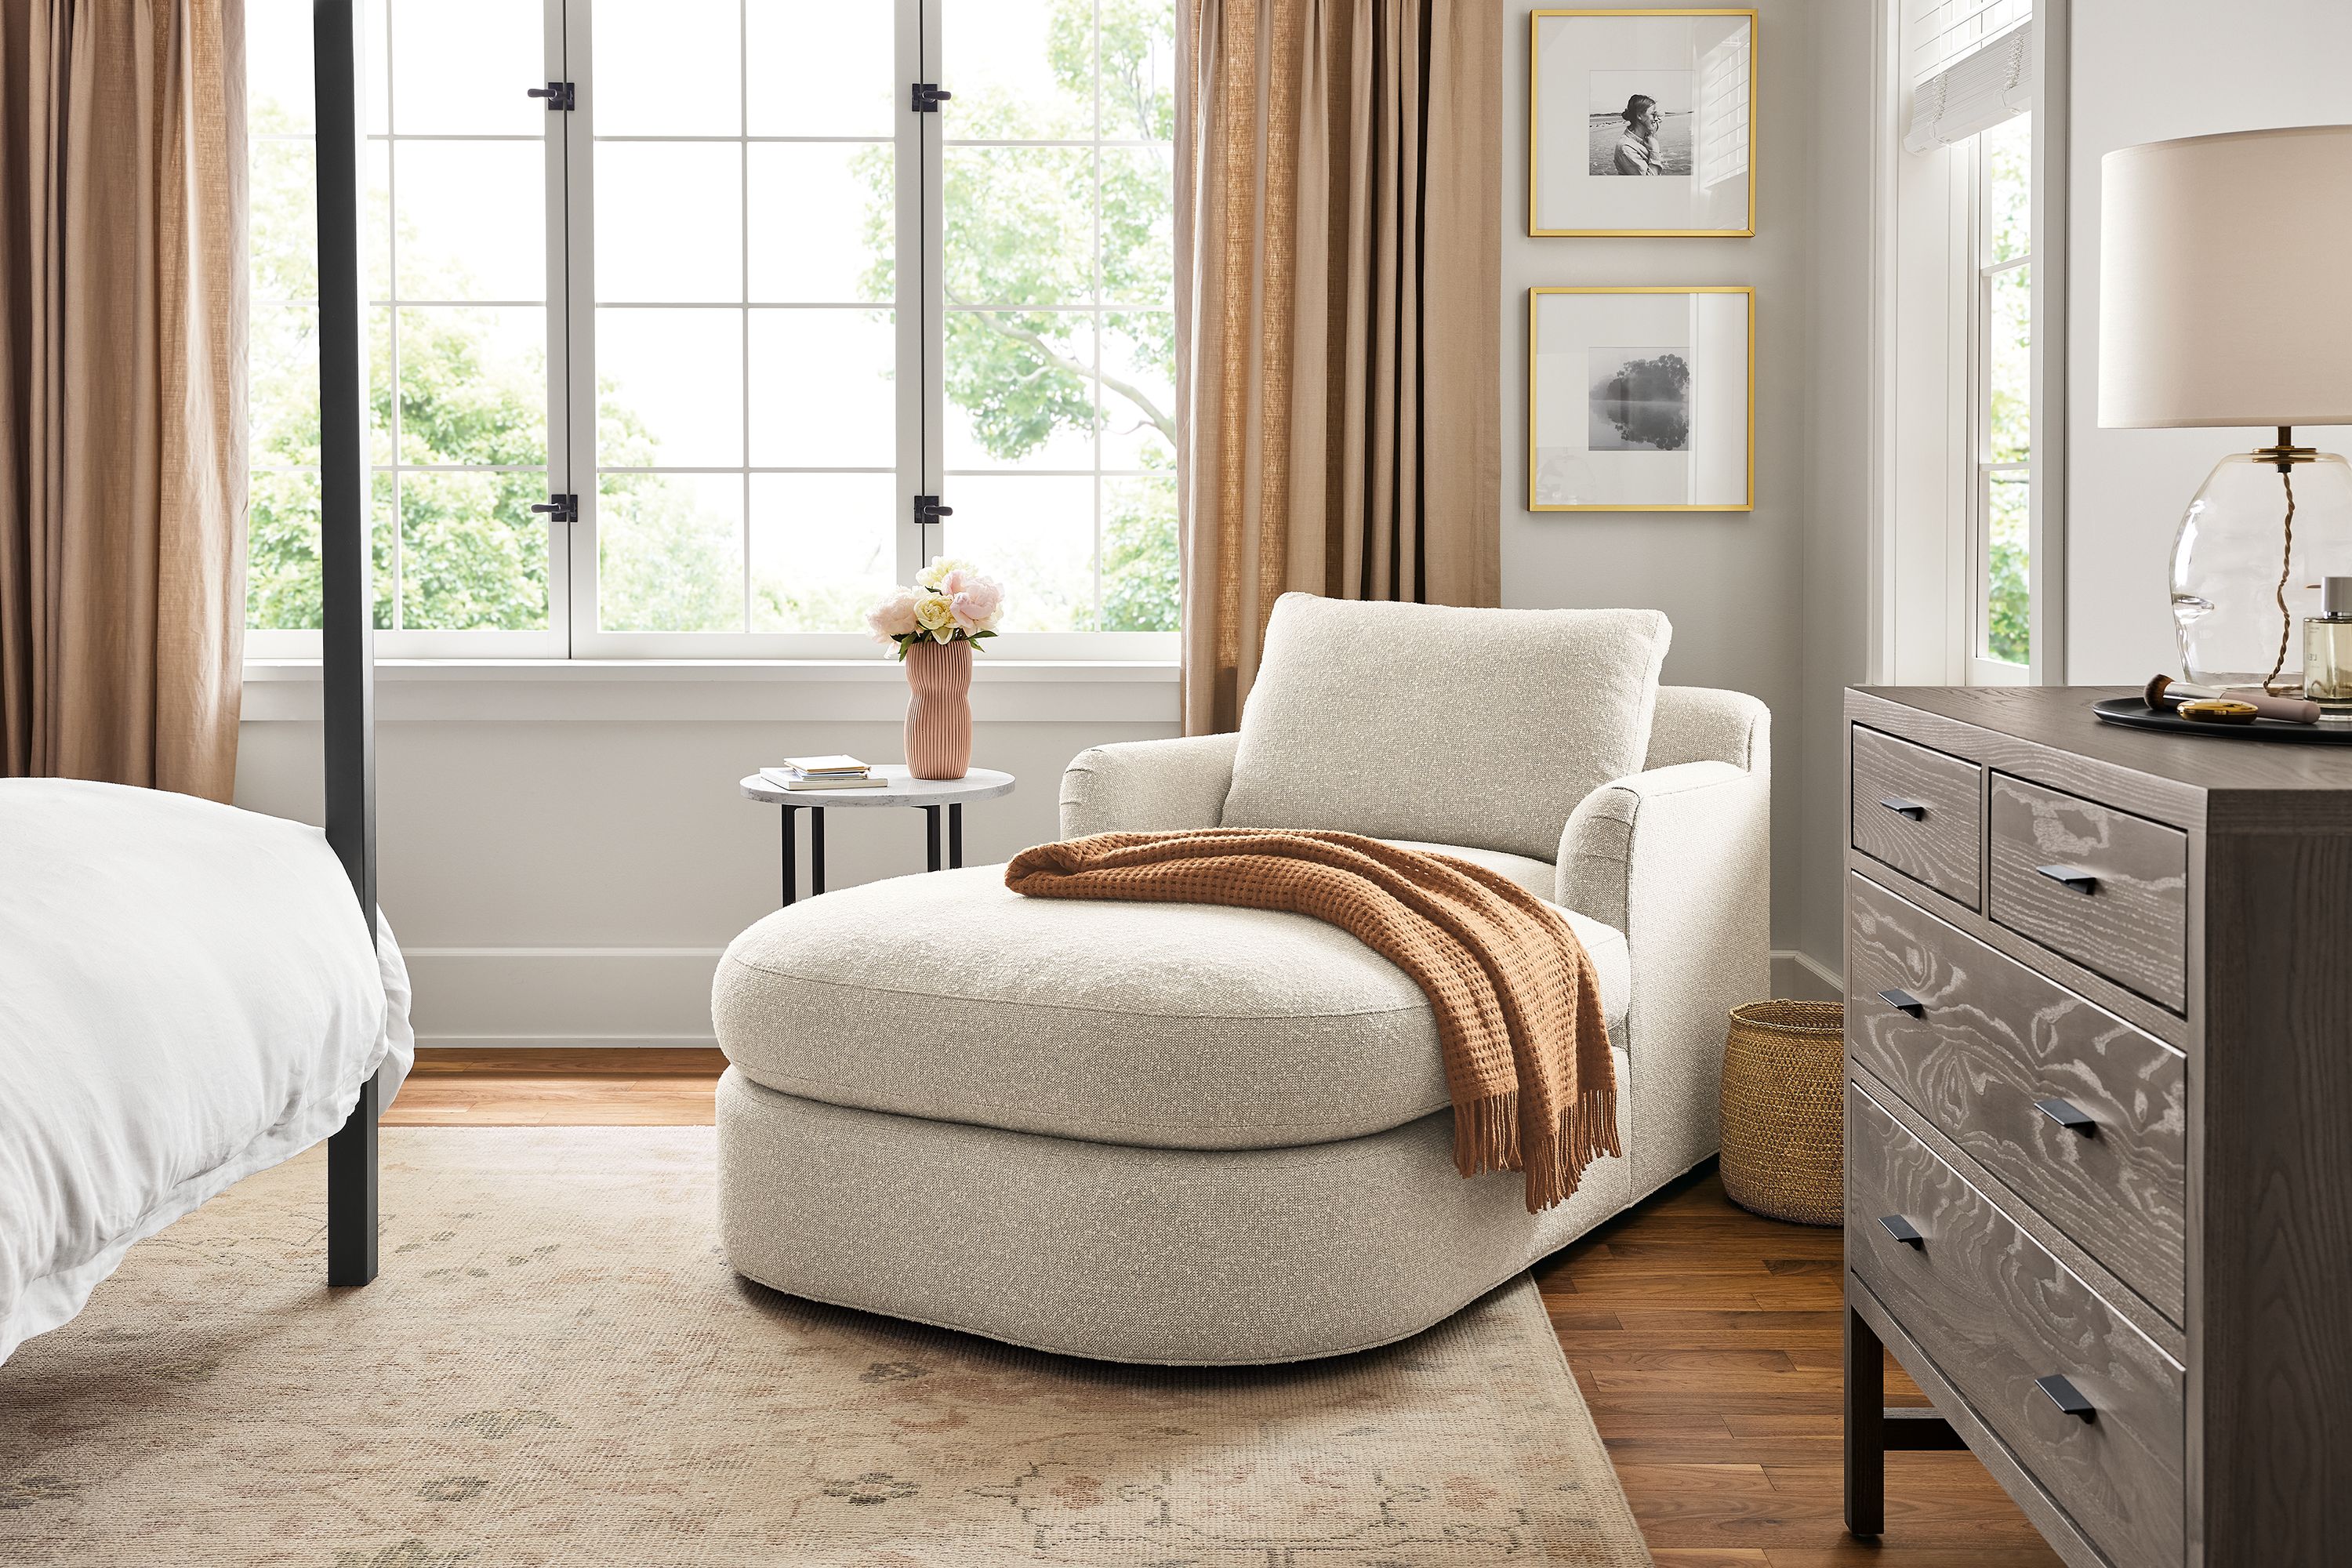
[1220,594,1672,861]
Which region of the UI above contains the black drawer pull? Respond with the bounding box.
[2034,1097,2097,1134]
[2034,863,2099,894]
[1877,988,1926,1018]
[1878,1214,1925,1248]
[2034,1374,2096,1421]
[1878,796,1928,820]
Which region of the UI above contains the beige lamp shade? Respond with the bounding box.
[2099,124,2352,429]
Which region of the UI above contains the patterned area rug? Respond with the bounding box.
[0,1128,1650,1566]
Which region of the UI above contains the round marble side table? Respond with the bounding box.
[739,766,1015,906]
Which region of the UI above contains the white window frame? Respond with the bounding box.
[1867,0,2066,687]
[250,0,1179,664]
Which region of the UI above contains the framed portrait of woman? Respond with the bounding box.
[1530,9,1757,238]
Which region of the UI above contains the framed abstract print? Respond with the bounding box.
[1528,286,1753,512]
[1530,9,1756,238]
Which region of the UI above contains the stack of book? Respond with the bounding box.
[760,756,887,792]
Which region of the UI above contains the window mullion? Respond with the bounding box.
[902,0,942,582]
[560,0,599,655]
[543,0,575,657]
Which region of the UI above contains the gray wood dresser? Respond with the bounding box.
[1841,688,2352,1568]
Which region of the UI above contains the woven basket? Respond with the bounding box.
[1719,999,1846,1226]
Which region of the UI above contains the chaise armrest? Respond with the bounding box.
[1556,757,1771,1190]
[1059,732,1241,837]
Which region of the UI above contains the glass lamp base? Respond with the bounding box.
[2171,445,2352,691]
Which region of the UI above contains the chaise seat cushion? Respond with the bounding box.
[713,864,1629,1153]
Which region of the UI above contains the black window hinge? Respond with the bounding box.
[531,493,579,524]
[913,495,953,524]
[911,82,953,113]
[527,81,576,111]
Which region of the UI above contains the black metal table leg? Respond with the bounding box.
[949,803,963,868]
[1845,1300,1886,1537]
[811,807,826,895]
[780,804,799,907]
[924,804,942,872]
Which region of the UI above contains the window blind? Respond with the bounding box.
[1904,0,2034,154]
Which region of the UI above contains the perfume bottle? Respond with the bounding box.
[2303,576,2352,718]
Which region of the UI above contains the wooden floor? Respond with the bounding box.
[392,1049,2063,1568]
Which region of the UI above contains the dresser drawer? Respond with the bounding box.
[1987,775,2188,1011]
[1847,1084,2184,1568]
[1851,727,1983,906]
[1847,873,2188,1323]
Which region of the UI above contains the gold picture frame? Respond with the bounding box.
[1529,9,1758,238]
[1527,285,1755,513]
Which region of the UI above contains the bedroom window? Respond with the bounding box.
[1971,111,2031,679]
[243,0,1178,661]
[1878,0,2061,685]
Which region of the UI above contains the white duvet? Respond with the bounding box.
[0,779,414,1363]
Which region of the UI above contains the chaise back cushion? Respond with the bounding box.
[1219,594,1673,861]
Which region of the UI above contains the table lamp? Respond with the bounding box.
[2099,124,2352,693]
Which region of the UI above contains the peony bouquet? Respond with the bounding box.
[866,558,1007,659]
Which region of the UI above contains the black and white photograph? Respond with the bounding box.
[1531,8,1755,236]
[1588,72,1693,176]
[1530,286,1751,510]
[1588,348,1692,451]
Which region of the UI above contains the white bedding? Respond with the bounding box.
[0,779,414,1363]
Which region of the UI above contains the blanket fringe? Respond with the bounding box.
[1453,1089,1523,1180]
[1454,1086,1621,1214]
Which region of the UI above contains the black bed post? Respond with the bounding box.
[317,0,380,1290]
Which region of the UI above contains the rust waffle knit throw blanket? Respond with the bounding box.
[1004,829,1618,1212]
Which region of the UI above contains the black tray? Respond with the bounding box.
[2090,696,2352,745]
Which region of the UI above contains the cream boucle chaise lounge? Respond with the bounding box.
[713,594,1769,1364]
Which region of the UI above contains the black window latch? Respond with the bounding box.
[527,82,575,111]
[911,82,953,113]
[531,494,579,524]
[913,495,954,524]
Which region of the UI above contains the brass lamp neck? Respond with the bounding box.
[2256,424,2318,474]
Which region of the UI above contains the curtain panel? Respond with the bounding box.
[1174,0,1501,735]
[0,0,248,800]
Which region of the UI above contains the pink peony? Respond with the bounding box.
[949,573,1006,634]
[866,586,921,642]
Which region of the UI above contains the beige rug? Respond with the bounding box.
[0,1128,1650,1566]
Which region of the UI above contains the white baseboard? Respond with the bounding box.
[1770,948,1845,1001]
[402,947,724,1048]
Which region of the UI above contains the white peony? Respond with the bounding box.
[913,592,960,641]
[866,586,923,641]
[916,556,979,593]
[945,569,1006,635]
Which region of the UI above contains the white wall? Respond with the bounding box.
[1799,2,1880,985]
[2065,0,2352,681]
[1504,0,1873,989]
[237,666,1178,1045]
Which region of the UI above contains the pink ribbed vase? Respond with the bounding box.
[902,637,973,780]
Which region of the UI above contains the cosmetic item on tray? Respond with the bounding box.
[2304,577,2352,718]
[2176,699,2259,725]
[2143,673,2321,725]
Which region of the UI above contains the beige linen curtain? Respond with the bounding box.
[0,0,248,800]
[1175,0,1500,734]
